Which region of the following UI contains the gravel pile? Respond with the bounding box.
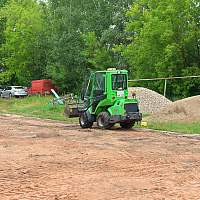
[151,95,200,122]
[128,87,172,113]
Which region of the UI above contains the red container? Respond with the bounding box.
[28,80,58,95]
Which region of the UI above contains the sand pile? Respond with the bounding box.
[151,95,200,122]
[129,87,171,113]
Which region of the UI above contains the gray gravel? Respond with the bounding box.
[129,87,172,114]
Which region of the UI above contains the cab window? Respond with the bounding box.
[92,73,105,98]
[94,73,105,93]
[112,74,127,90]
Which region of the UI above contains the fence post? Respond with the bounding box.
[164,79,167,97]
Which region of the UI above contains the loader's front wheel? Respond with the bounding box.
[97,112,114,129]
[79,113,93,129]
[120,121,135,129]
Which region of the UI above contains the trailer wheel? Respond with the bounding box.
[120,121,135,129]
[97,112,114,129]
[79,112,93,129]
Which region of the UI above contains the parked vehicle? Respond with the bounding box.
[28,79,58,95]
[1,86,28,98]
[0,85,5,96]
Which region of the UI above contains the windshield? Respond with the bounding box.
[13,86,24,89]
[94,73,105,92]
[112,74,127,90]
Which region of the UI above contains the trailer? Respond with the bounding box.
[28,80,58,95]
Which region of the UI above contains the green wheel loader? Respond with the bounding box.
[65,68,142,129]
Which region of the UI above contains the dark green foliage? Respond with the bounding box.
[121,0,200,98]
[0,0,199,98]
[45,0,135,92]
[0,0,7,66]
[0,0,47,85]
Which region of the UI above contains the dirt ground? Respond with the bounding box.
[0,114,200,200]
[151,95,200,122]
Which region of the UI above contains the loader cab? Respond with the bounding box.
[81,69,129,112]
[92,69,128,100]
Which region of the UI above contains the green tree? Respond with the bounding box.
[121,0,200,97]
[82,32,113,70]
[46,0,136,92]
[0,0,8,76]
[0,0,47,85]
[82,0,135,69]
[45,0,85,92]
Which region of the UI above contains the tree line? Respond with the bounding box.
[0,0,199,98]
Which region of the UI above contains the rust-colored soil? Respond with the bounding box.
[0,114,200,200]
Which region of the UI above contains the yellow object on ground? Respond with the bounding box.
[141,121,148,127]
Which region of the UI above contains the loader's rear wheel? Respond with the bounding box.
[97,112,114,129]
[120,121,135,129]
[79,113,93,129]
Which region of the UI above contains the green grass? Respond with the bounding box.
[146,121,200,134]
[0,96,78,123]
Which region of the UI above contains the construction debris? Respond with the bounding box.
[129,87,171,113]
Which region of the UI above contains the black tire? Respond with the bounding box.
[120,121,135,129]
[79,112,93,129]
[97,112,114,129]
